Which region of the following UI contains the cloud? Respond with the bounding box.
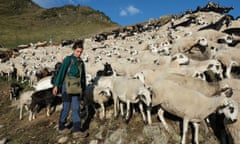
[120,5,140,16]
[120,10,127,16]
[127,5,140,15]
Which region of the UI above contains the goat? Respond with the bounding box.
[29,88,61,121]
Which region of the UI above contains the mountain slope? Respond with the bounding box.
[0,0,119,48]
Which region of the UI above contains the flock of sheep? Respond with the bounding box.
[1,3,240,144]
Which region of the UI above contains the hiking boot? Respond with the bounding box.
[58,128,71,135]
[72,131,89,138]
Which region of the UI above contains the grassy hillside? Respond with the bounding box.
[0,0,119,48]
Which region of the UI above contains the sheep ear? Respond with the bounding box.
[221,87,233,98]
[171,56,177,61]
[147,86,153,93]
[99,91,105,96]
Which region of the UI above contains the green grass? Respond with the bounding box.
[0,0,119,48]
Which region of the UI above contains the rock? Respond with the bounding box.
[104,128,127,144]
[143,123,170,144]
[89,140,99,144]
[0,138,8,144]
[58,136,69,144]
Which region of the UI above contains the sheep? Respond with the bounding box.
[150,78,235,144]
[33,76,53,91]
[218,78,240,143]
[171,54,225,79]
[134,70,221,97]
[0,62,15,81]
[84,84,112,119]
[95,62,114,77]
[223,111,240,144]
[29,88,61,121]
[112,77,152,124]
[213,48,240,71]
[170,36,208,54]
[9,83,22,101]
[15,90,35,120]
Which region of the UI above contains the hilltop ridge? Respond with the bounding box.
[0,0,119,48]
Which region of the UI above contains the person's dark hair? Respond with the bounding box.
[72,39,84,49]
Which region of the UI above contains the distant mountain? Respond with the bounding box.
[0,0,119,48]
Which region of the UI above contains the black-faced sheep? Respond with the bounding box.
[9,83,22,101]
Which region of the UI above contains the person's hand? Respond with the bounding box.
[52,87,58,96]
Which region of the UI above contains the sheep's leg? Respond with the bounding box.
[139,102,147,124]
[24,105,29,111]
[100,103,105,119]
[193,122,199,144]
[29,109,36,121]
[132,106,136,115]
[9,93,12,101]
[181,118,189,144]
[146,106,152,125]
[120,102,124,117]
[46,105,51,116]
[114,97,119,119]
[29,110,33,121]
[157,108,169,132]
[33,112,36,120]
[7,73,10,81]
[20,105,23,120]
[32,105,39,120]
[125,101,131,123]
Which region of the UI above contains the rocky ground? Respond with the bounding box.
[0,78,224,144]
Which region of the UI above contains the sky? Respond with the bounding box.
[32,0,240,26]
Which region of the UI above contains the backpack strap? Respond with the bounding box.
[66,56,74,76]
[66,56,82,77]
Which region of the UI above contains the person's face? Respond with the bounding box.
[73,47,83,58]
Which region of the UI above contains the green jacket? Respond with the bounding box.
[54,54,86,91]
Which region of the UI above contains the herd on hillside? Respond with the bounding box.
[1,2,240,144]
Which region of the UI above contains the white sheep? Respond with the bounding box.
[13,90,35,120]
[134,70,221,97]
[150,79,234,144]
[33,76,53,91]
[112,77,152,124]
[85,85,112,119]
[0,62,15,81]
[171,36,208,54]
[219,78,240,144]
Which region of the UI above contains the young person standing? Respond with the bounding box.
[52,40,88,138]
